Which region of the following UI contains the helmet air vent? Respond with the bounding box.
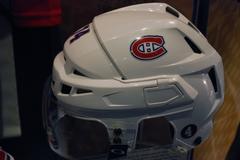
[208,68,218,92]
[184,37,202,54]
[61,84,72,94]
[76,88,92,94]
[166,6,179,18]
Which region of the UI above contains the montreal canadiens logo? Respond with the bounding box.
[130,35,167,60]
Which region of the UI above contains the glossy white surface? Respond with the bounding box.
[64,25,120,79]
[50,3,224,152]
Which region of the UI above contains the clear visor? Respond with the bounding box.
[42,80,176,160]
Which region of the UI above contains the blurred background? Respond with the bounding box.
[0,0,240,159]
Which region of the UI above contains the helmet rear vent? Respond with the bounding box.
[76,88,92,94]
[166,6,179,18]
[184,37,202,54]
[208,68,218,92]
[61,84,72,94]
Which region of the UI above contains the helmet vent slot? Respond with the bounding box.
[61,84,72,94]
[166,6,179,18]
[184,37,202,54]
[73,69,87,77]
[76,88,92,94]
[208,68,218,92]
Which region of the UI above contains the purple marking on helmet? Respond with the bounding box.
[75,25,89,34]
[70,25,90,44]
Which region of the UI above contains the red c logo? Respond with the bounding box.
[130,36,167,60]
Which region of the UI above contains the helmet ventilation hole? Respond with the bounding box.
[166,6,179,18]
[184,37,202,54]
[61,84,72,94]
[208,68,218,92]
[76,88,92,94]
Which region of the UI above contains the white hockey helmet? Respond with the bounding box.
[43,3,224,160]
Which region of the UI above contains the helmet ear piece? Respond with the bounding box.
[43,3,224,159]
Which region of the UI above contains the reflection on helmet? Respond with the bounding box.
[43,3,224,160]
